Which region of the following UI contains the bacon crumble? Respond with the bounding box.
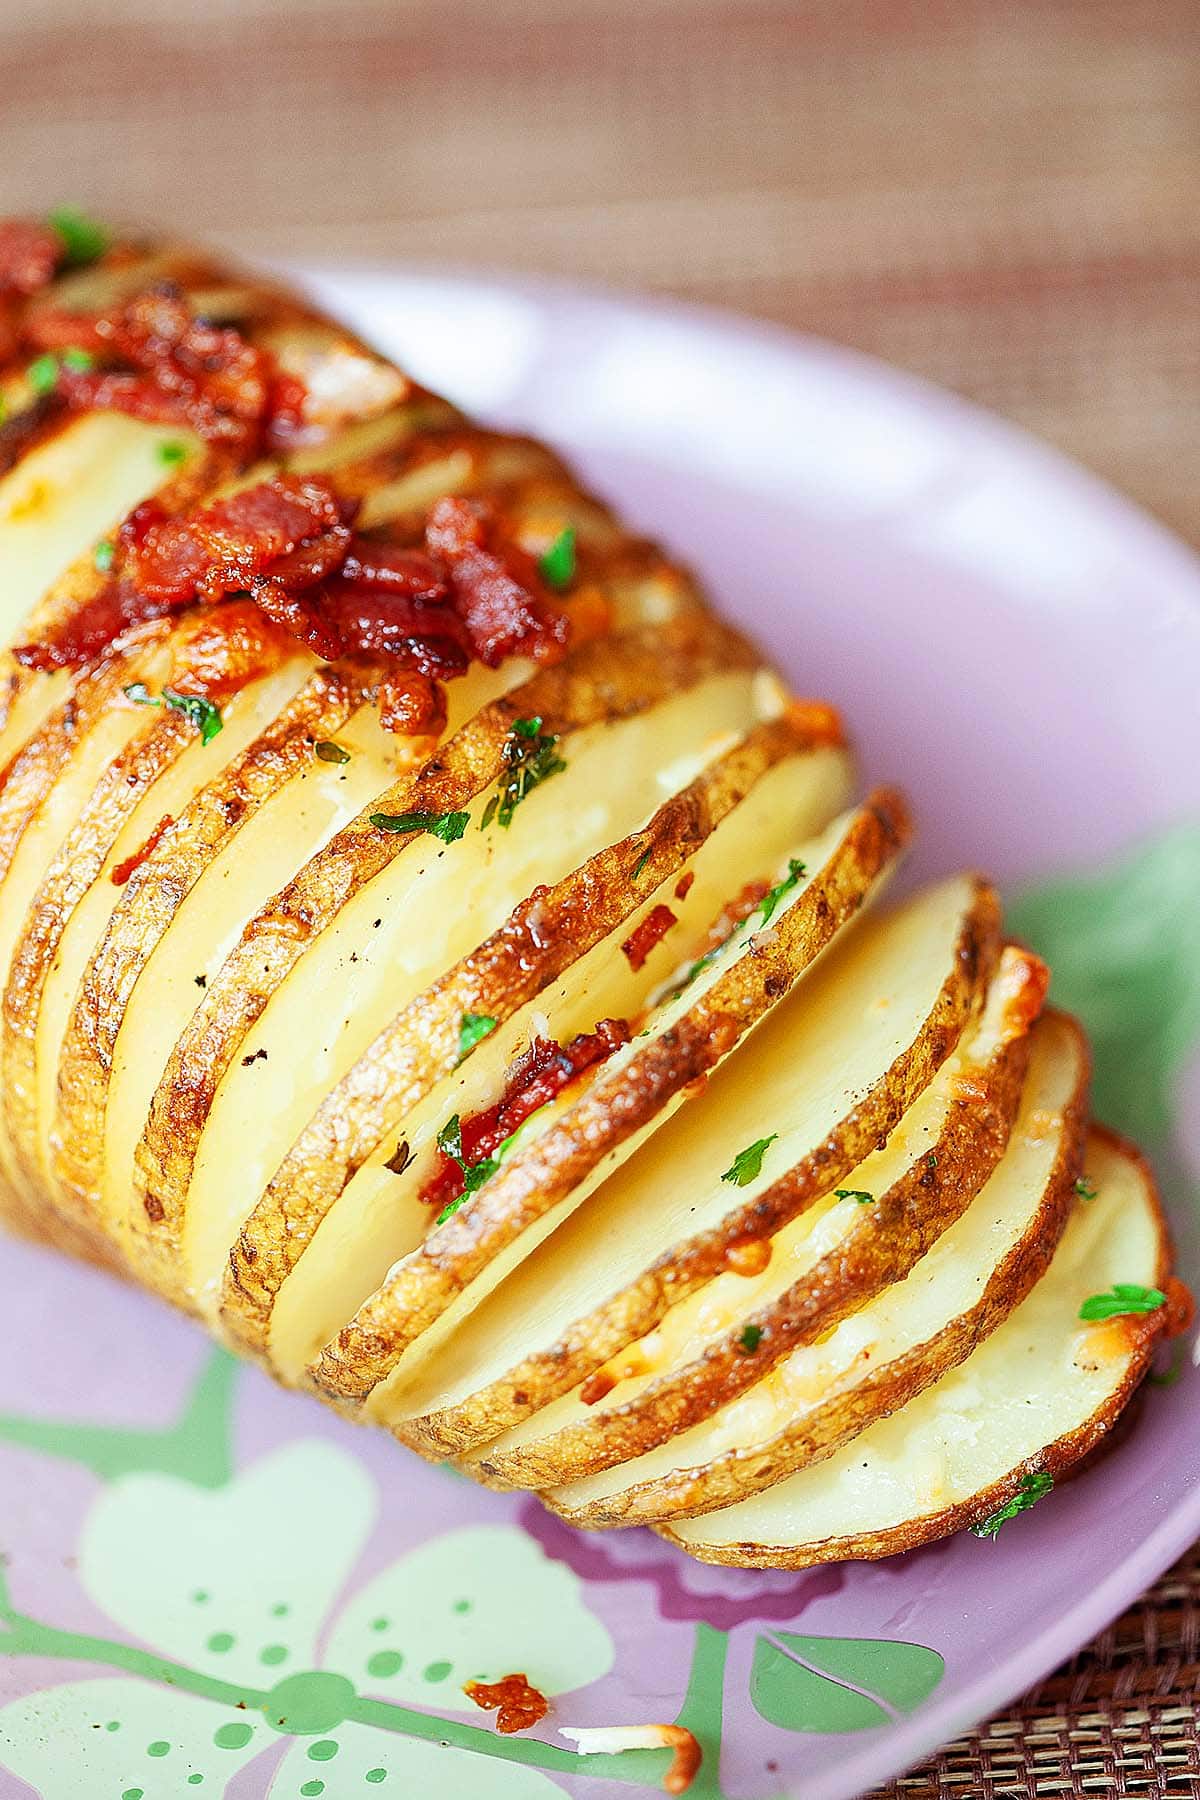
[621,904,680,972]
[462,1672,549,1734]
[421,1019,631,1214]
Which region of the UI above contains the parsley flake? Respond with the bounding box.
[970,1472,1053,1540]
[482,724,566,830]
[539,525,576,591]
[61,347,94,371]
[721,1135,778,1187]
[314,739,351,764]
[94,539,115,573]
[1074,1177,1098,1201]
[26,354,59,395]
[737,1324,763,1354]
[370,808,470,843]
[756,858,808,927]
[1078,1283,1165,1322]
[158,441,188,467]
[436,1113,465,1163]
[835,1189,875,1204]
[511,716,543,738]
[49,206,108,267]
[163,688,223,745]
[631,846,654,882]
[458,1011,498,1062]
[123,682,222,745]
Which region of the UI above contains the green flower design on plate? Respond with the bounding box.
[0,1436,611,1797]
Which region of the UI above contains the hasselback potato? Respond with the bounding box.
[0,216,1187,1568]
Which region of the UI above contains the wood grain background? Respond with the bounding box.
[1,1,1198,1793]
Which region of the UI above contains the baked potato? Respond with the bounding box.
[0,215,1188,1568]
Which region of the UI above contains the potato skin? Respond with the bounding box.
[655,1124,1170,1568]
[219,711,832,1361]
[552,1007,1087,1527]
[310,787,917,1417]
[483,949,1046,1498]
[0,236,1183,1573]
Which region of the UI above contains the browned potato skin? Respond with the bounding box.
[390,867,998,1459]
[480,948,1046,1496]
[127,613,758,1302]
[655,1127,1171,1568]
[219,711,833,1361]
[317,788,919,1420]
[553,1005,1088,1527]
[52,664,370,1235]
[2,706,196,1195]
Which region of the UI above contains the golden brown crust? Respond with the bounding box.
[317,789,919,1420]
[654,1118,1170,1568]
[127,614,756,1299]
[394,860,995,1459]
[218,712,825,1360]
[51,661,367,1232]
[483,952,1046,1497]
[556,1009,1089,1527]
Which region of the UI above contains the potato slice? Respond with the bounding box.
[661,1125,1171,1567]
[348,867,995,1454]
[477,943,1046,1494]
[550,1006,1086,1524]
[224,717,852,1372]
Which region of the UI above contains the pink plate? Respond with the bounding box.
[0,270,1196,1800]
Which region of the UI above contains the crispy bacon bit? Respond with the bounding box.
[694,880,771,962]
[1163,1276,1196,1338]
[426,495,569,668]
[463,1673,548,1734]
[420,1019,630,1214]
[579,1369,619,1407]
[110,813,174,886]
[0,220,62,297]
[560,1724,702,1794]
[377,668,447,737]
[622,904,679,973]
[723,1235,773,1276]
[27,288,291,458]
[674,870,695,902]
[129,475,354,606]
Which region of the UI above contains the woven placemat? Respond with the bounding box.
[0,2,1197,1790]
[880,1540,1200,1798]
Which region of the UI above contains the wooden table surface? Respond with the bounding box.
[1,1,1197,1793]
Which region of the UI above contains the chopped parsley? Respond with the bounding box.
[164,688,223,745]
[313,739,351,764]
[721,1135,778,1187]
[94,539,115,573]
[631,846,654,882]
[737,1324,763,1355]
[49,206,108,266]
[835,1189,875,1204]
[458,1011,498,1062]
[1074,1177,1098,1201]
[26,354,60,395]
[158,441,188,467]
[61,347,94,371]
[370,808,470,842]
[480,723,566,830]
[1078,1283,1165,1322]
[122,683,223,745]
[433,1112,505,1222]
[970,1472,1053,1540]
[756,858,808,926]
[539,525,576,591]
